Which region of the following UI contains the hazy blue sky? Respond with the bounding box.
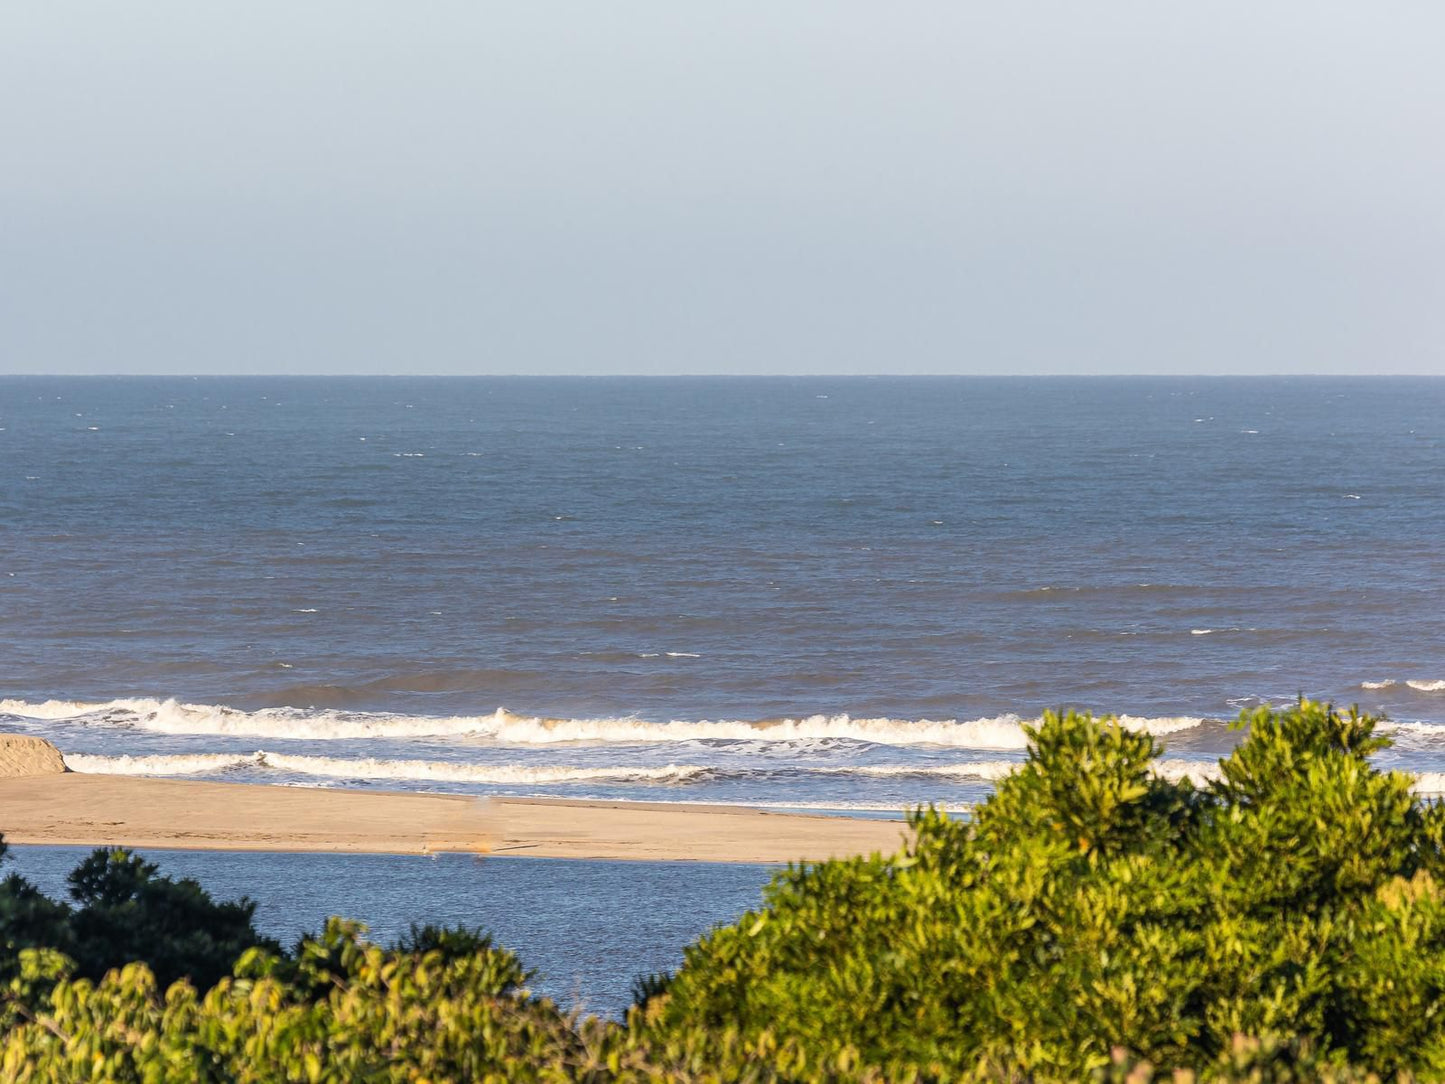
[2,3,1441,375]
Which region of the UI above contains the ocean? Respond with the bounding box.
[2,376,1444,808]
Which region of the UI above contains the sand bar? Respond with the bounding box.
[484,796,908,863]
[0,774,909,863]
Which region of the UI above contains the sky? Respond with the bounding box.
[2,3,1442,376]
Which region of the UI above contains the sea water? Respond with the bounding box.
[2,376,1444,808]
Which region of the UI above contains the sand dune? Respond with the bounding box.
[0,734,68,778]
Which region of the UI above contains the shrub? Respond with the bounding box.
[634,701,1445,1080]
[0,842,275,991]
[1,918,609,1083]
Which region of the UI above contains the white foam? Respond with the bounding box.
[1382,721,1445,737]
[63,752,255,775]
[1413,772,1445,794]
[834,761,1021,781]
[0,698,504,740]
[838,758,1223,784]
[58,751,1227,790]
[1113,715,1208,736]
[1191,629,1212,635]
[489,712,1041,749]
[1151,759,1223,784]
[64,750,708,785]
[0,698,123,720]
[1361,680,1397,690]
[1407,680,1445,693]
[0,699,1208,749]
[258,753,706,785]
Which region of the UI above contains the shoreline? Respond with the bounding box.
[0,773,910,864]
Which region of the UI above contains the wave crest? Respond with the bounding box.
[0,698,1210,749]
[57,751,1232,789]
[60,749,1445,797]
[62,751,709,785]
[1356,679,1445,693]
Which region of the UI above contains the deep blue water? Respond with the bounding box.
[2,376,1444,807]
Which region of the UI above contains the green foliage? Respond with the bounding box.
[635,701,1445,1080]
[0,874,74,996]
[1,918,608,1082]
[65,847,277,990]
[0,843,275,991]
[4,700,1445,1080]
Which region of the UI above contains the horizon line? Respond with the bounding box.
[1,372,1441,380]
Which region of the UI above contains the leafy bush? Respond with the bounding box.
[4,700,1445,1080]
[634,701,1445,1080]
[1,918,608,1083]
[0,842,275,991]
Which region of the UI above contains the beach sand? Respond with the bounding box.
[0,738,909,862]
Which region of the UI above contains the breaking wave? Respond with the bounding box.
[820,759,1224,785]
[62,752,254,776]
[1358,679,1445,693]
[0,698,1209,749]
[61,752,709,785]
[57,751,1225,788]
[49,747,1445,797]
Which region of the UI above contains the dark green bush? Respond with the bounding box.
[0,842,275,991]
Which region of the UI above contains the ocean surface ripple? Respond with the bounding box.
[3,376,1443,812]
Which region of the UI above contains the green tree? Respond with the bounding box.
[0,841,275,992]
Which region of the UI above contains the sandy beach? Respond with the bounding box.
[0,736,908,862]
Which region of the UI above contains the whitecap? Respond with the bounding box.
[59,750,1228,790]
[63,750,709,785]
[0,699,1210,749]
[63,752,256,776]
